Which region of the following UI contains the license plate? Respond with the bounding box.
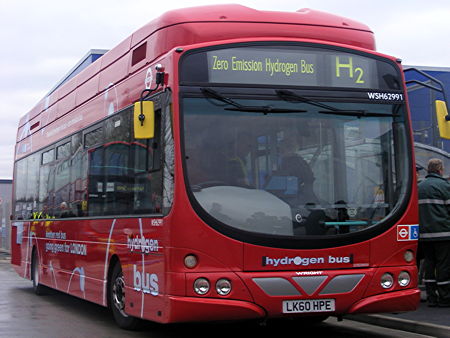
[282,299,335,313]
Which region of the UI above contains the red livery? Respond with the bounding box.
[11,5,420,328]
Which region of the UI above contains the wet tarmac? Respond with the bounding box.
[0,257,434,338]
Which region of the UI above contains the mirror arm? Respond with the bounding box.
[138,67,166,123]
[139,83,160,126]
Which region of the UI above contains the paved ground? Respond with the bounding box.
[0,251,447,337]
[385,299,450,327]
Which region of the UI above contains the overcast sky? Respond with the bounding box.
[1,0,450,179]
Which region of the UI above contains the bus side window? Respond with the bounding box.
[70,132,87,217]
[84,106,163,217]
[87,145,105,216]
[26,154,39,219]
[13,158,27,220]
[39,162,54,218]
[130,107,162,214]
[54,142,71,218]
[37,147,56,218]
[85,124,105,216]
[13,154,40,220]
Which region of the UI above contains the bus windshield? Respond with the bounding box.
[182,93,409,238]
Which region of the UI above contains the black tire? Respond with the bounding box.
[109,263,142,330]
[31,250,47,295]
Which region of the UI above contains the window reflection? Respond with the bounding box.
[184,96,407,237]
[13,106,164,220]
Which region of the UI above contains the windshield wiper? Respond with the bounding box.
[201,88,241,108]
[201,88,306,114]
[276,89,339,111]
[225,106,307,113]
[318,110,397,118]
[276,89,398,118]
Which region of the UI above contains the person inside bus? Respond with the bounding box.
[277,131,318,205]
[59,201,75,218]
[232,132,254,185]
[272,131,328,236]
[208,131,253,188]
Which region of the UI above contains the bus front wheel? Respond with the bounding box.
[31,250,47,295]
[109,262,142,330]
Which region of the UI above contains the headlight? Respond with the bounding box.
[194,278,210,295]
[216,279,232,296]
[381,273,394,289]
[398,271,411,287]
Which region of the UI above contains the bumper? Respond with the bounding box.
[166,296,266,323]
[165,287,420,323]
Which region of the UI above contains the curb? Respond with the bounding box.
[346,314,450,337]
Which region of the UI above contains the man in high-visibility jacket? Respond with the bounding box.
[419,158,450,307]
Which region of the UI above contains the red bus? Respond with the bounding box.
[11,4,428,329]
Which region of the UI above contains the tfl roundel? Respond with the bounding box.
[397,225,419,241]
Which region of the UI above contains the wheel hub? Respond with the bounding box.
[112,275,128,316]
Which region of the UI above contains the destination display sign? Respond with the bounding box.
[207,48,377,88]
[180,45,401,90]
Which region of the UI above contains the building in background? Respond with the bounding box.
[0,179,12,251]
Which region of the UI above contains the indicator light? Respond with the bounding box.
[184,254,198,269]
[404,250,414,263]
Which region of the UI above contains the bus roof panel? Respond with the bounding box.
[131,4,373,49]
